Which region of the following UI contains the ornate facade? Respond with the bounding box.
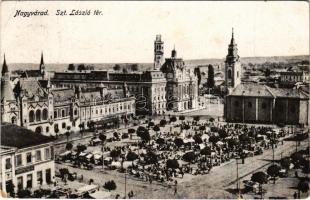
[52,35,199,115]
[1,56,135,136]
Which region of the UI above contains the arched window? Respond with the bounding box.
[61,110,65,117]
[42,109,48,120]
[46,127,49,133]
[228,69,232,79]
[29,110,35,122]
[54,111,57,119]
[35,110,41,122]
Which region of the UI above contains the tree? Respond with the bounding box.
[297,180,309,197]
[160,119,167,127]
[126,151,138,161]
[147,121,155,127]
[166,159,179,169]
[182,151,196,163]
[201,146,212,157]
[110,149,121,160]
[153,125,160,133]
[156,138,165,145]
[131,64,139,71]
[68,64,75,71]
[280,157,291,170]
[207,64,215,88]
[218,129,228,139]
[174,138,184,148]
[122,68,128,73]
[137,127,150,143]
[77,64,86,71]
[193,116,200,122]
[113,64,121,71]
[145,151,158,165]
[251,171,268,196]
[104,180,117,191]
[193,134,203,144]
[170,116,177,123]
[267,164,281,184]
[264,68,271,77]
[65,142,73,151]
[208,135,220,144]
[194,67,202,86]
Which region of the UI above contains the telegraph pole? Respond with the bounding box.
[124,171,127,199]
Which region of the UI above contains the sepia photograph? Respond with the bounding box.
[0,1,309,199]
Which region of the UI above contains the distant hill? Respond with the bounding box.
[5,55,308,72]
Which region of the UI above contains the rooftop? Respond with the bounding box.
[1,123,55,148]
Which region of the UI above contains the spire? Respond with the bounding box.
[230,27,235,45]
[40,51,44,66]
[2,54,9,76]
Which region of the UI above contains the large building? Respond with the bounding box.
[1,56,135,136]
[52,35,199,115]
[0,123,55,197]
[223,29,309,125]
[224,83,309,125]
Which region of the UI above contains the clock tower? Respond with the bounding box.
[225,28,241,90]
[154,34,164,70]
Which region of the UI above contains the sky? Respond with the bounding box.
[1,1,309,64]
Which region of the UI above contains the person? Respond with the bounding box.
[293,191,297,199]
[174,180,178,195]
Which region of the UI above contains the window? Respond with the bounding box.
[42,109,48,120]
[228,69,232,79]
[237,71,239,78]
[26,174,32,188]
[26,152,32,164]
[74,109,78,115]
[46,127,49,133]
[61,110,65,117]
[5,158,11,170]
[54,111,57,119]
[54,124,59,133]
[46,169,51,184]
[262,102,267,109]
[248,102,252,108]
[62,123,66,129]
[36,150,41,161]
[44,148,51,160]
[37,171,43,185]
[35,110,41,122]
[17,176,23,190]
[29,110,35,122]
[96,110,98,114]
[16,154,22,166]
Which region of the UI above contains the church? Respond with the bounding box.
[223,29,309,126]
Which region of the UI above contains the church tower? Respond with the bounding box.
[40,52,46,78]
[225,28,241,90]
[154,35,164,70]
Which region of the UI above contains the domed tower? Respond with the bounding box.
[154,34,164,70]
[225,28,241,90]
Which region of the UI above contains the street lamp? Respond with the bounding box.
[235,156,245,196]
